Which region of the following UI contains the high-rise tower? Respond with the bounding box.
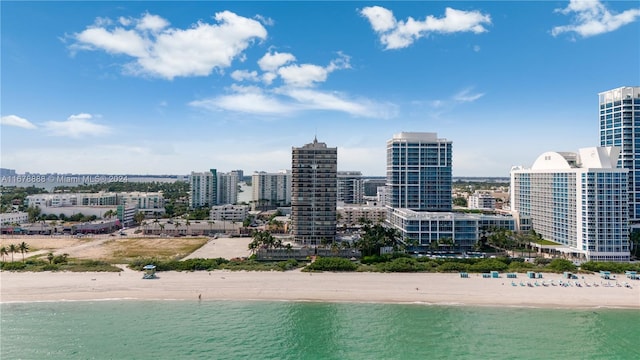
[337,171,363,204]
[599,86,640,224]
[189,169,217,208]
[291,137,337,244]
[511,147,629,261]
[386,132,452,211]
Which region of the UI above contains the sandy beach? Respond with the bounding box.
[2,235,639,308]
[2,269,639,308]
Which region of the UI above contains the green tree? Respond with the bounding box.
[0,246,8,262]
[47,252,54,264]
[630,230,640,259]
[27,206,41,222]
[547,258,576,272]
[184,219,191,235]
[134,211,146,225]
[18,241,29,262]
[355,223,401,257]
[453,197,467,207]
[103,209,116,219]
[8,244,17,262]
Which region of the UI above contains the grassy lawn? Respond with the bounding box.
[105,237,209,263]
[532,239,561,246]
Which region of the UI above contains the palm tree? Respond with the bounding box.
[184,219,191,235]
[207,220,214,235]
[159,223,165,235]
[174,221,182,235]
[285,243,293,259]
[0,246,8,262]
[8,244,17,262]
[18,241,29,262]
[47,252,54,264]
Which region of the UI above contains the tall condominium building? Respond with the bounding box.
[511,147,629,261]
[251,170,292,209]
[190,169,217,208]
[599,86,640,225]
[218,171,240,205]
[337,171,363,204]
[291,137,337,245]
[385,131,515,250]
[386,132,452,211]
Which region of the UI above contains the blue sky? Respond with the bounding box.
[2,1,639,177]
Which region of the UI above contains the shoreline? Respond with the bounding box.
[2,270,638,309]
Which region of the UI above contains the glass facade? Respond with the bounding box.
[386,132,452,211]
[599,86,640,224]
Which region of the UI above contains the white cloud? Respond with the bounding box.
[453,88,484,103]
[258,51,296,72]
[0,115,37,129]
[277,52,351,88]
[191,84,396,119]
[136,12,170,32]
[552,0,640,37]
[278,63,329,87]
[261,72,278,85]
[190,85,294,115]
[282,88,396,118]
[231,69,260,82]
[361,6,491,50]
[74,27,149,57]
[359,6,396,32]
[43,113,111,138]
[71,11,267,79]
[254,14,275,27]
[424,87,485,119]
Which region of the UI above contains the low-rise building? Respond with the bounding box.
[338,203,387,227]
[210,204,249,222]
[0,211,28,225]
[387,208,516,250]
[468,191,496,210]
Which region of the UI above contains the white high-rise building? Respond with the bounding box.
[190,169,217,208]
[599,86,640,225]
[251,170,292,209]
[218,171,240,205]
[385,132,515,250]
[511,147,629,261]
[386,132,452,211]
[337,171,363,205]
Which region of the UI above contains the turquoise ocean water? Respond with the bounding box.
[1,301,638,360]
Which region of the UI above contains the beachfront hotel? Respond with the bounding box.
[599,86,640,225]
[291,137,337,245]
[510,147,630,261]
[385,132,515,249]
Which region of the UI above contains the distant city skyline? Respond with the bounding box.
[2,1,639,176]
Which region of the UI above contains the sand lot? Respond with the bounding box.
[0,234,249,261]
